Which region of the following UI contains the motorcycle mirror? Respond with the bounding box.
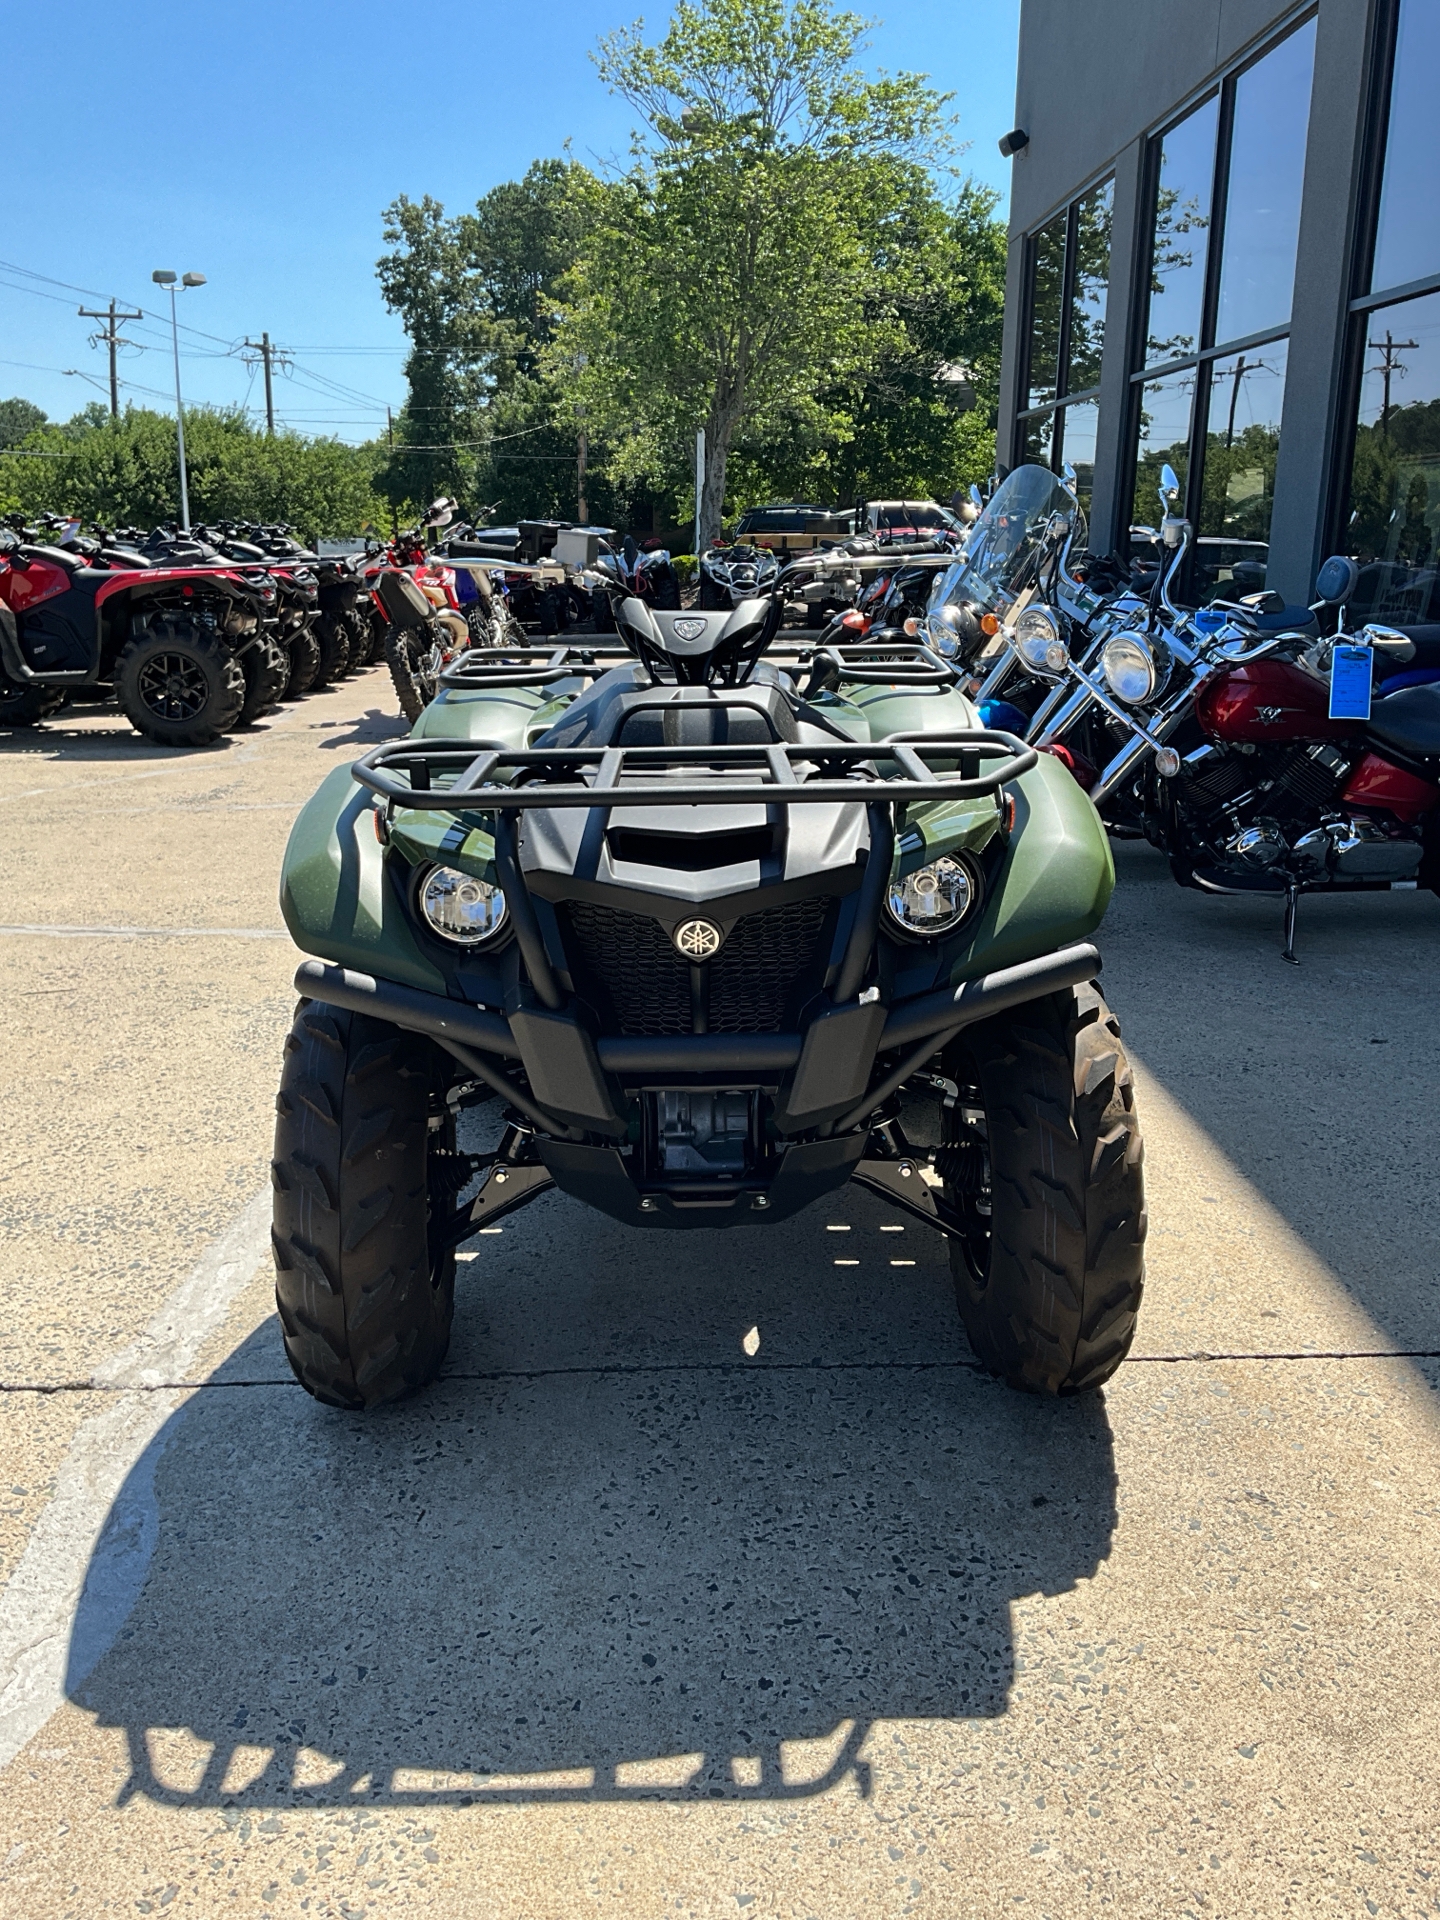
[968,483,983,508]
[1061,462,1078,494]
[1159,464,1181,501]
[1312,554,1359,605]
[1360,622,1415,661]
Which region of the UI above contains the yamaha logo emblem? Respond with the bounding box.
[674,917,723,959]
[670,615,707,641]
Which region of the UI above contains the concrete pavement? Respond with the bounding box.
[1,680,1438,1917]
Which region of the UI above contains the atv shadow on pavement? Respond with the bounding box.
[66,1191,1118,1809]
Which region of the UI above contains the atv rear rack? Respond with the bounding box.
[351,730,1035,813]
[438,644,636,690]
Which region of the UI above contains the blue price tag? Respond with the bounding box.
[1328,643,1373,721]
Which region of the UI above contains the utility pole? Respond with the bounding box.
[577,420,588,524]
[1224,355,1248,449]
[240,333,290,434]
[1368,330,1417,436]
[77,299,143,418]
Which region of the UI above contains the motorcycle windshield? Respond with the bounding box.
[928,467,1084,620]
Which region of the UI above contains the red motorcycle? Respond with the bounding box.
[0,523,274,746]
[1144,556,1440,959]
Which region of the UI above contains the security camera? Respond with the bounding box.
[998,128,1029,158]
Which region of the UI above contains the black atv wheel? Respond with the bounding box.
[283,624,322,698]
[0,678,67,728]
[311,613,350,688]
[114,619,245,747]
[939,982,1146,1396]
[385,627,433,723]
[237,635,289,726]
[341,609,370,674]
[272,1001,457,1409]
[364,611,388,665]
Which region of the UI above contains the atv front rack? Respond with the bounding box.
[351,730,1035,813]
[438,644,636,691]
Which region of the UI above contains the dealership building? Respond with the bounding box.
[997,0,1440,620]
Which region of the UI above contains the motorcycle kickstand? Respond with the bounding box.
[1281,883,1301,966]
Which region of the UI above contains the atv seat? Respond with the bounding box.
[1366,682,1440,759]
[616,692,781,747]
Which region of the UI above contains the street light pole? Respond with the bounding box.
[152,270,206,532]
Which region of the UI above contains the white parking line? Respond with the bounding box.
[0,1186,272,1772]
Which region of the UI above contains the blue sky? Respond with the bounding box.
[0,0,1020,443]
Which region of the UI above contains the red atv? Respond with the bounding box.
[0,525,272,746]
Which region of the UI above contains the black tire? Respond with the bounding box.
[311,613,350,688]
[385,627,432,723]
[237,635,289,726]
[282,624,321,699]
[364,610,388,665]
[272,1001,457,1409]
[940,982,1146,1396]
[591,589,616,632]
[114,619,245,747]
[805,600,826,630]
[342,608,370,673]
[0,679,66,728]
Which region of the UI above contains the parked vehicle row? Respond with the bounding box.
[0,501,533,747]
[917,465,1440,961]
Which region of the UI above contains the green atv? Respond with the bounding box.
[274,480,1145,1409]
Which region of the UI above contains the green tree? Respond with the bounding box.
[377,161,601,521]
[0,406,386,537]
[563,0,951,542]
[0,397,47,448]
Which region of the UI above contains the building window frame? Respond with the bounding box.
[1119,8,1318,567]
[1326,0,1440,559]
[1013,174,1113,485]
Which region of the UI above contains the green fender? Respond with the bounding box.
[411,682,555,746]
[279,763,448,993]
[944,752,1114,985]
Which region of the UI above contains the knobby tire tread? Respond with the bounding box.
[272,1001,455,1409]
[946,982,1146,1396]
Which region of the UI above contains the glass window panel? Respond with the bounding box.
[1214,21,1316,348]
[1146,97,1218,367]
[1056,399,1099,523]
[1195,341,1287,602]
[1020,409,1055,469]
[1345,288,1440,622]
[1027,214,1066,408]
[1066,182,1113,396]
[1371,0,1440,296]
[1132,370,1195,534]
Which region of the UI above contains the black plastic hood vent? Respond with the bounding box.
[606,823,776,871]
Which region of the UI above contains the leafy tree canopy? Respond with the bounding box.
[0,405,386,537]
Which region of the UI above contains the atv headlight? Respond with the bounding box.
[1015,604,1067,674]
[885,855,979,938]
[419,866,507,945]
[1100,633,1160,704]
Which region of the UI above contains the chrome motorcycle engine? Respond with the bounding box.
[1292,817,1422,881]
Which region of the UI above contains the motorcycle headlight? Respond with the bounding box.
[1101,633,1160,704]
[419,865,507,945]
[1015,604,1064,674]
[926,611,960,659]
[885,855,979,938]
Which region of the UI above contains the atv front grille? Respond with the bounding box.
[564,896,832,1035]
